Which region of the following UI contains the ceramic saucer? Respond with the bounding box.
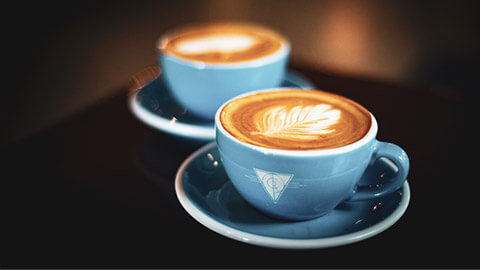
[128,69,314,142]
[175,142,410,249]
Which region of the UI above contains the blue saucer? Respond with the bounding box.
[175,142,410,249]
[129,68,315,142]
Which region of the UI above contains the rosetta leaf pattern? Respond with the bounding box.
[252,104,341,140]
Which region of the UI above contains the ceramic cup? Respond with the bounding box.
[215,88,410,221]
[157,22,290,120]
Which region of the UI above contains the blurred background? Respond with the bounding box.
[3,0,478,147]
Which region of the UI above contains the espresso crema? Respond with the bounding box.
[159,22,286,64]
[220,89,372,150]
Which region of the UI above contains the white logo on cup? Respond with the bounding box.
[254,168,293,202]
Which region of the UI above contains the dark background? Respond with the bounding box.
[1,0,479,268]
[3,0,478,147]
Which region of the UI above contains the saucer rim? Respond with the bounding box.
[128,70,315,140]
[128,92,215,139]
[175,141,411,249]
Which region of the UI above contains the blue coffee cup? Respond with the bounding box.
[157,23,290,121]
[215,89,409,221]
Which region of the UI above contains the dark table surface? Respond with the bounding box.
[1,65,477,268]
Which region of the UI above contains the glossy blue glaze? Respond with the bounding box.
[217,126,374,220]
[215,89,409,220]
[160,46,290,120]
[179,143,409,241]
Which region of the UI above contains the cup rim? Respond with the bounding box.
[215,88,378,157]
[156,23,290,69]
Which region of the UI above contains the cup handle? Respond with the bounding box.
[348,141,410,201]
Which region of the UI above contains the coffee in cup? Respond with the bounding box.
[158,22,290,120]
[160,23,285,64]
[220,89,371,150]
[215,88,409,220]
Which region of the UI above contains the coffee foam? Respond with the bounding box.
[174,34,257,54]
[251,104,342,140]
[220,89,372,150]
[160,23,286,64]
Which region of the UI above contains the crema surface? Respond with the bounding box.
[220,89,372,150]
[159,23,286,64]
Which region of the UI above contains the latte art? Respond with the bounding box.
[252,104,341,140]
[159,23,286,64]
[220,89,372,150]
[174,35,257,55]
